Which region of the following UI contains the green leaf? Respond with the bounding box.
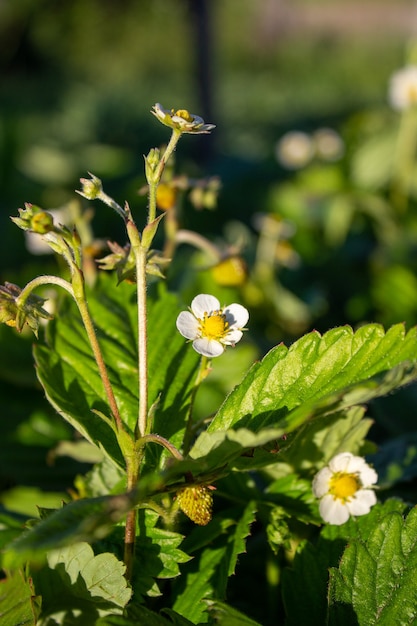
[132,510,190,601]
[265,474,318,524]
[207,324,417,435]
[205,600,263,626]
[328,506,417,625]
[281,500,410,626]
[278,405,373,471]
[3,491,137,568]
[47,542,131,607]
[96,605,195,626]
[0,569,40,626]
[34,277,200,467]
[224,501,256,578]
[173,545,226,624]
[173,505,256,624]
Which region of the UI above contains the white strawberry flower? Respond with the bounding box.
[176,294,249,357]
[151,103,215,134]
[312,452,378,525]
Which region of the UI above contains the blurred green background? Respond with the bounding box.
[2,0,417,512]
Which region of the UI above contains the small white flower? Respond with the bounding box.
[151,103,216,134]
[275,131,314,170]
[389,66,417,111]
[176,294,249,357]
[312,452,378,525]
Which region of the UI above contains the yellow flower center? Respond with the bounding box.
[329,472,360,501]
[199,311,228,340]
[408,85,417,105]
[175,109,193,123]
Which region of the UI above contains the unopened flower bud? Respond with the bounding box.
[77,173,103,200]
[144,148,161,184]
[30,211,55,234]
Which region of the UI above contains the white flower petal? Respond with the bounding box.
[312,467,332,498]
[193,337,224,357]
[358,465,378,487]
[191,294,220,319]
[176,311,200,339]
[328,452,354,473]
[222,329,243,346]
[347,490,377,517]
[224,303,249,328]
[319,495,350,525]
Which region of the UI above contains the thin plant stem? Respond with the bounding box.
[126,221,148,439]
[140,433,184,460]
[17,273,124,432]
[17,274,75,301]
[75,292,124,432]
[182,355,210,456]
[175,229,222,261]
[123,129,184,580]
[148,129,182,224]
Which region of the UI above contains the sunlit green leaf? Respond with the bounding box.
[208,324,417,434]
[31,542,131,619]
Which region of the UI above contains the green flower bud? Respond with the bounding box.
[30,210,55,234]
[77,173,103,200]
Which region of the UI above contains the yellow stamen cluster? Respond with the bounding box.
[329,472,360,501]
[176,485,213,526]
[199,311,228,340]
[174,109,193,122]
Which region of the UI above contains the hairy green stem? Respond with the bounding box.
[175,229,222,261]
[17,274,75,302]
[140,433,184,460]
[75,292,124,432]
[148,129,182,222]
[123,129,183,581]
[17,273,124,432]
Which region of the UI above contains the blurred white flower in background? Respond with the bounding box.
[276,131,314,169]
[313,128,345,162]
[389,65,417,111]
[276,128,344,169]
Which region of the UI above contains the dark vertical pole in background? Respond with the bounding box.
[187,0,215,162]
